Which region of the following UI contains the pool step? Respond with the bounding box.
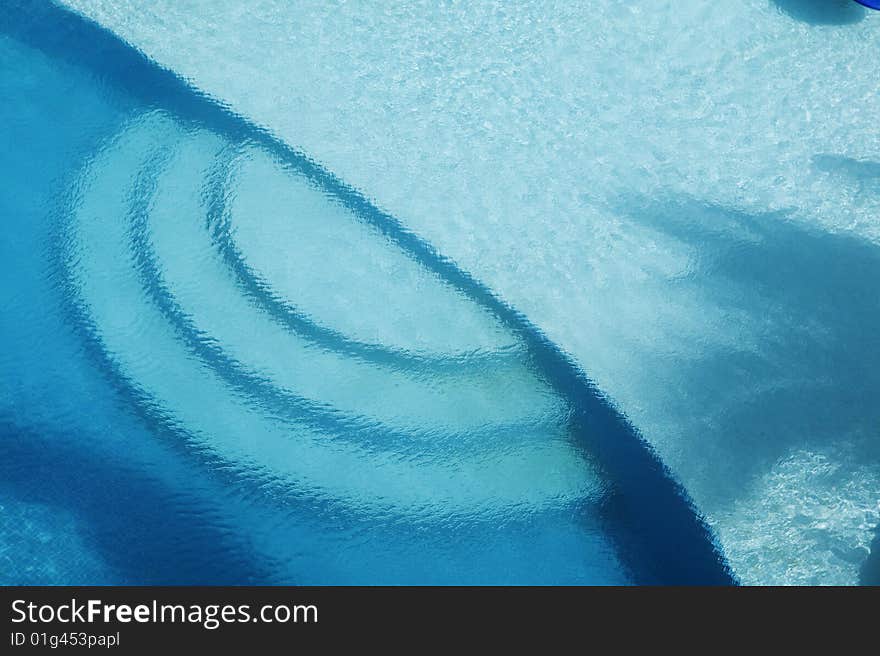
[65,110,608,518]
[141,130,566,443]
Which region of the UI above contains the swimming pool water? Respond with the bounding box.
[0,3,739,584]
[3,1,879,584]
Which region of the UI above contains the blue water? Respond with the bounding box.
[37,0,880,585]
[0,3,736,584]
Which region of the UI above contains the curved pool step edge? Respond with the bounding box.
[17,0,736,584]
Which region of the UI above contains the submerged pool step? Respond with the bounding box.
[141,130,566,443]
[5,0,737,583]
[66,110,607,518]
[222,144,519,361]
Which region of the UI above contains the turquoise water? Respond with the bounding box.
[3,0,879,585]
[0,3,735,584]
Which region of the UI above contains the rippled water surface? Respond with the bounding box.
[0,4,740,584]
[5,0,880,585]
[52,0,880,586]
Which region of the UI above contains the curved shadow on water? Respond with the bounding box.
[202,151,519,375]
[813,153,880,583]
[123,152,457,454]
[612,195,880,584]
[613,195,880,487]
[813,154,880,188]
[3,2,735,583]
[772,0,866,24]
